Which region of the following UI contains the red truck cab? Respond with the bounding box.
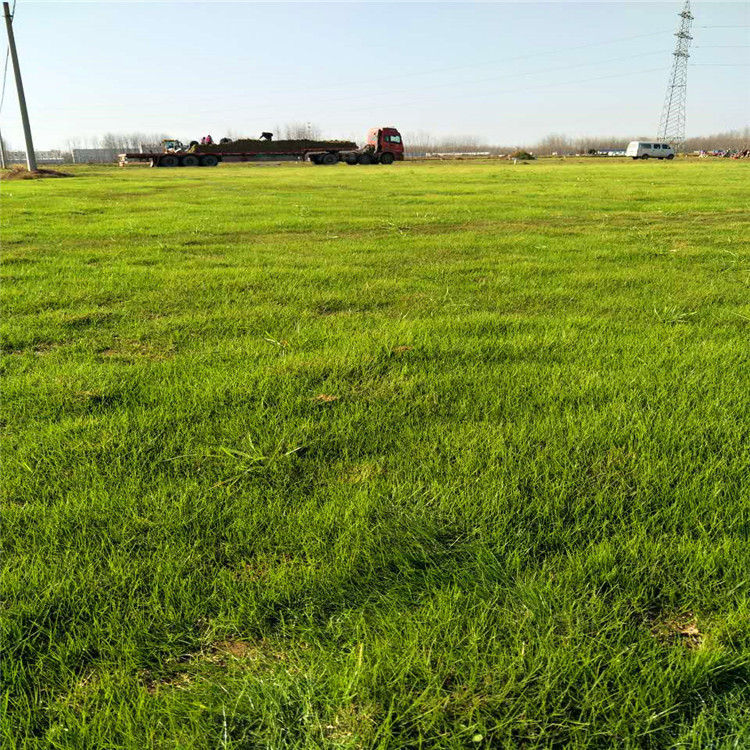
[366,127,405,162]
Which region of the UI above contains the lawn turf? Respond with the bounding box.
[2,158,749,749]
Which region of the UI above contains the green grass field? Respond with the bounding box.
[2,158,749,749]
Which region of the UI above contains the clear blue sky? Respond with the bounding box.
[2,1,748,149]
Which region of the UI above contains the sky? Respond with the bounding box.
[1,1,748,150]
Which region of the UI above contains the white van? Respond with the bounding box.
[626,141,675,160]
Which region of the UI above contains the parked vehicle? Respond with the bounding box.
[625,142,676,160]
[118,127,405,168]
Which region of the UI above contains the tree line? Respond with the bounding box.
[403,128,750,156]
[2,126,748,157]
[63,133,172,151]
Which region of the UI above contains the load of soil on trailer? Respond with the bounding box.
[198,138,357,154]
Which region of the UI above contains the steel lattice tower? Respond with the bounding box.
[657,1,694,150]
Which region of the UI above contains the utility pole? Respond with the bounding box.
[3,1,36,171]
[657,0,694,152]
[0,126,6,168]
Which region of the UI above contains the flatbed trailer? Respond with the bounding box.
[119,148,351,168]
[118,126,405,168]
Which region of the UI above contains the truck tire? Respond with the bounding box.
[161,155,179,167]
[379,152,395,165]
[344,154,358,165]
[200,155,219,167]
[310,155,322,164]
[320,152,339,165]
[641,154,649,160]
[357,153,373,165]
[181,155,200,167]
[667,154,675,160]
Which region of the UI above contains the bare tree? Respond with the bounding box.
[536,133,574,155]
[99,133,120,150]
[281,122,322,140]
[684,128,750,151]
[403,130,514,156]
[532,129,750,155]
[82,126,748,158]
[95,132,170,151]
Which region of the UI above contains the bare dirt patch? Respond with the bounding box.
[205,637,306,669]
[143,640,279,694]
[322,702,378,744]
[98,339,175,361]
[4,342,60,356]
[1,165,73,181]
[143,670,192,695]
[339,461,385,484]
[314,393,340,403]
[650,612,704,650]
[56,673,96,709]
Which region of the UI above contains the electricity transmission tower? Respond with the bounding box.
[657,0,694,151]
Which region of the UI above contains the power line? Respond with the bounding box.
[394,67,671,110]
[0,0,14,116]
[262,66,672,125]
[47,64,672,132]
[162,50,672,122]
[41,28,678,117]
[356,28,675,83]
[320,50,670,109]
[44,50,673,125]
[0,46,9,114]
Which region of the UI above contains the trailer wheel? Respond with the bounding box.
[345,154,358,165]
[200,155,219,167]
[181,155,200,167]
[357,153,373,165]
[320,152,339,165]
[161,155,179,167]
[379,152,395,165]
[310,155,322,164]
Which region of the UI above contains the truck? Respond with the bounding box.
[625,141,676,160]
[118,127,405,168]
